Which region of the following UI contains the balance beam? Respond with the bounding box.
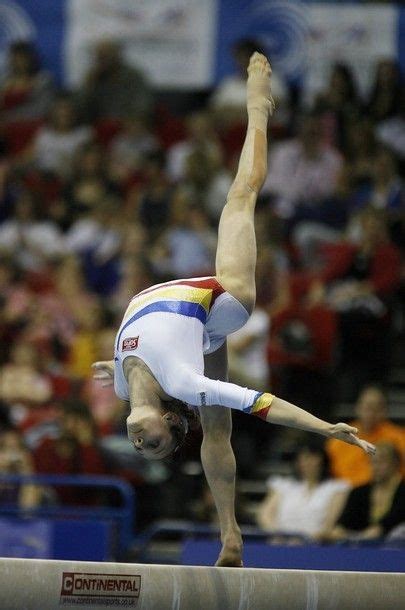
[0,558,404,609]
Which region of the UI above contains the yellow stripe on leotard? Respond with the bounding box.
[250,392,275,420]
[122,286,214,323]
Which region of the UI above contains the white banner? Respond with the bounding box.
[306,4,397,100]
[65,0,216,89]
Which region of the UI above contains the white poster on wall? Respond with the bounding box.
[64,0,217,89]
[306,4,397,101]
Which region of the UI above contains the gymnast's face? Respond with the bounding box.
[127,408,183,460]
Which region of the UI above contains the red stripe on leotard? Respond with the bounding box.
[132,277,225,311]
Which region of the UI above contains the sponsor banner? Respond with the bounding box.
[217,0,399,98]
[60,572,141,607]
[1,2,405,91]
[307,3,397,98]
[64,0,216,89]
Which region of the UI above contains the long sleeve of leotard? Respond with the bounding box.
[164,366,274,420]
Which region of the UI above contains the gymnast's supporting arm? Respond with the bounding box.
[199,342,243,567]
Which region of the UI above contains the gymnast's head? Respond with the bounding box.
[126,400,199,460]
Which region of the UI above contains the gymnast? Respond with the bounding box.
[93,53,375,567]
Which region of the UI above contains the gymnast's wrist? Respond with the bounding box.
[321,422,334,438]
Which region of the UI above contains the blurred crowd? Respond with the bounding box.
[0,38,404,538]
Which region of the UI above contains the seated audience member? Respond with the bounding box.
[366,59,403,123]
[326,443,405,541]
[0,341,52,415]
[65,198,123,295]
[151,188,216,278]
[0,190,65,270]
[78,39,153,122]
[109,114,158,181]
[313,62,360,150]
[66,142,116,213]
[375,89,405,160]
[256,442,349,541]
[326,386,405,486]
[318,208,401,397]
[0,427,42,508]
[166,111,222,183]
[349,149,403,216]
[32,93,92,178]
[33,402,105,504]
[263,113,342,219]
[227,306,270,391]
[0,41,53,122]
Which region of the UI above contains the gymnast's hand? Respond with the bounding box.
[92,360,115,387]
[328,423,376,455]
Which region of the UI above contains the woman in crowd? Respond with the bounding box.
[326,442,405,541]
[256,441,350,541]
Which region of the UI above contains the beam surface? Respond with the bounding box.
[0,558,404,610]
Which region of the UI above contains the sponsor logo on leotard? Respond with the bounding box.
[199,392,206,407]
[122,337,139,351]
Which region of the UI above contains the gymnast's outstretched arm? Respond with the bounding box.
[164,368,376,456]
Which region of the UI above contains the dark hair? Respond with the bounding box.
[331,62,358,104]
[163,399,200,454]
[9,41,40,75]
[294,440,331,482]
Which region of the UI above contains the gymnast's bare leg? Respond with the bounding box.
[215,52,273,313]
[200,342,242,567]
[199,53,274,568]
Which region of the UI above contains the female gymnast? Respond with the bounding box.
[93,53,375,567]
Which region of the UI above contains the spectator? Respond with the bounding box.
[166,111,222,183]
[0,427,42,508]
[0,190,65,270]
[109,114,158,182]
[227,307,270,390]
[366,59,403,123]
[78,39,153,122]
[313,62,360,149]
[151,189,216,278]
[137,151,172,238]
[326,442,405,541]
[350,149,403,215]
[318,208,401,397]
[263,113,343,219]
[326,386,405,486]
[256,441,349,541]
[0,341,52,415]
[66,142,116,213]
[375,88,405,160]
[33,401,106,503]
[65,198,123,295]
[66,301,106,380]
[0,41,53,122]
[32,93,92,178]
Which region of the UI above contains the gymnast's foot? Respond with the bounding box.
[247,52,275,116]
[215,535,243,568]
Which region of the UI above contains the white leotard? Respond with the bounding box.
[114,277,272,414]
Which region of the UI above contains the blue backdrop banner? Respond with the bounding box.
[0,1,404,91]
